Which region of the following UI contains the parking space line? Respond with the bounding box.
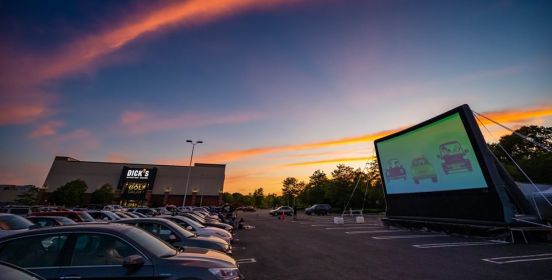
[310,223,381,227]
[236,258,257,264]
[346,229,406,234]
[372,234,449,239]
[482,253,552,264]
[325,226,383,230]
[413,240,509,248]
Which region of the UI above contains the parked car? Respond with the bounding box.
[270,206,294,216]
[0,206,32,216]
[411,156,438,184]
[181,213,234,233]
[305,204,331,216]
[28,211,95,223]
[26,216,77,228]
[0,214,38,237]
[159,215,232,243]
[115,218,232,255]
[0,223,242,279]
[87,210,121,221]
[0,260,44,280]
[103,205,127,212]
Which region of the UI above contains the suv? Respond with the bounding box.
[305,204,331,215]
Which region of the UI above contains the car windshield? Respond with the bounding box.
[182,217,205,228]
[76,212,95,222]
[186,213,206,223]
[124,226,176,258]
[58,217,77,225]
[163,220,196,238]
[0,215,34,230]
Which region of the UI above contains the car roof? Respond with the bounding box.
[26,216,71,220]
[0,223,135,241]
[115,217,171,223]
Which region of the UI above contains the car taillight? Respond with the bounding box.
[208,268,241,280]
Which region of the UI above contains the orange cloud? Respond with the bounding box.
[285,156,376,167]
[200,105,552,163]
[1,0,297,125]
[29,120,64,138]
[476,106,552,126]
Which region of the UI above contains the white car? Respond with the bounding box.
[159,215,233,243]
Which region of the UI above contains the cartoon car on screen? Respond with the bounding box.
[411,156,437,184]
[438,141,472,174]
[385,159,406,181]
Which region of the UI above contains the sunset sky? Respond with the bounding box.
[1,0,551,194]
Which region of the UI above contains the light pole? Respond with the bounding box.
[183,140,203,207]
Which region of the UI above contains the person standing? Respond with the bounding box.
[293,204,298,220]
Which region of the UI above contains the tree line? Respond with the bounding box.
[223,160,385,212]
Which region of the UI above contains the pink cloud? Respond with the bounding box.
[0,0,299,125]
[119,110,263,134]
[29,120,64,138]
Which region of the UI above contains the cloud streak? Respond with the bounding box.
[0,0,297,125]
[200,105,552,163]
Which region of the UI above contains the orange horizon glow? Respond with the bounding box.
[216,104,552,194]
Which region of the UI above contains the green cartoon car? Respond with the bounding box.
[411,156,438,184]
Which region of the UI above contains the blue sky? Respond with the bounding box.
[1,0,551,193]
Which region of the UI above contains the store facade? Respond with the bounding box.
[43,156,225,207]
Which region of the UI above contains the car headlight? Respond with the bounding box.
[208,268,241,280]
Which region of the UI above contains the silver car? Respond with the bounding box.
[159,215,233,243]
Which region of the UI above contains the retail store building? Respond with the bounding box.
[43,156,225,207]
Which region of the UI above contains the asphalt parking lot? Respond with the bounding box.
[232,210,552,280]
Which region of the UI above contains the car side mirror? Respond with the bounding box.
[103,217,109,221]
[186,226,193,231]
[123,254,145,270]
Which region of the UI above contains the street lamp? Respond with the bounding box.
[182,140,203,207]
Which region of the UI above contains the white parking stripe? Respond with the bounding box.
[346,230,406,234]
[324,224,382,230]
[413,240,509,248]
[310,223,381,226]
[482,253,552,264]
[236,258,257,264]
[372,234,448,239]
[326,226,383,230]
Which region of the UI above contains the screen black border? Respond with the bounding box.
[374,104,508,223]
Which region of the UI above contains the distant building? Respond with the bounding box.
[43,156,225,207]
[0,185,37,204]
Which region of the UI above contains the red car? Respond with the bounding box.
[438,141,473,174]
[29,211,95,223]
[385,159,406,180]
